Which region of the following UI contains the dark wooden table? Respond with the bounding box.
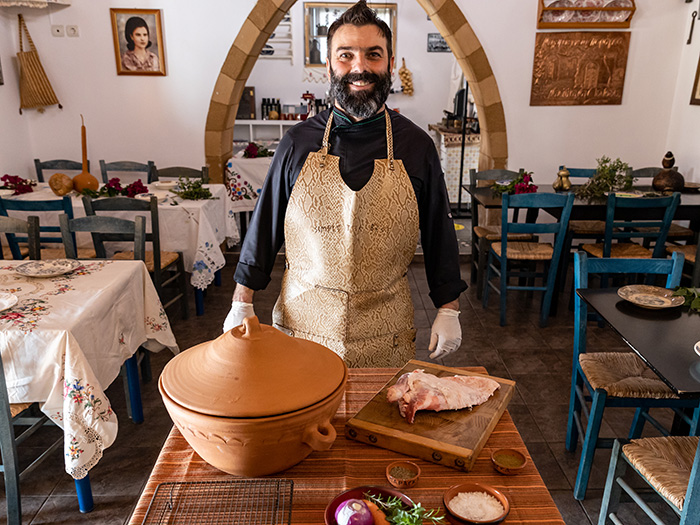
[577,288,700,396]
[129,367,565,524]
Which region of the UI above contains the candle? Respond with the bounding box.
[81,114,88,172]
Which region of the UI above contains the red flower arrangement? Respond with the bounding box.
[243,142,274,159]
[80,178,148,198]
[492,171,538,195]
[1,174,37,195]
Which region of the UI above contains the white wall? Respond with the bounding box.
[0,0,696,185]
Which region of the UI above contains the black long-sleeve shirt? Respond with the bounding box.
[234,107,467,308]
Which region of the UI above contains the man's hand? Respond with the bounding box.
[428,307,462,359]
[223,301,255,333]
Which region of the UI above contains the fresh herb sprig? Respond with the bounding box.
[363,492,444,525]
[673,287,700,313]
[575,156,634,203]
[170,177,215,200]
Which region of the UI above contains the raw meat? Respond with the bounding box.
[386,369,500,424]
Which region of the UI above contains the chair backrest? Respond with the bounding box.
[468,168,525,225]
[559,166,597,180]
[59,213,146,261]
[500,192,575,243]
[34,159,89,183]
[0,196,75,247]
[630,167,662,181]
[155,166,209,184]
[82,195,160,266]
[99,160,156,184]
[602,192,680,258]
[573,251,684,358]
[0,215,40,260]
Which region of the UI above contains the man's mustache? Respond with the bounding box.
[340,71,381,84]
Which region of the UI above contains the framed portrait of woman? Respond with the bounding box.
[110,8,166,76]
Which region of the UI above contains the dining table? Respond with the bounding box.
[577,288,700,396]
[0,183,240,291]
[0,259,178,483]
[127,366,565,525]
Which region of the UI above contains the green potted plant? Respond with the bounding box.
[575,156,633,202]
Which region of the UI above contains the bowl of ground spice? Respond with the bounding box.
[385,460,421,489]
[443,482,509,524]
[490,448,527,476]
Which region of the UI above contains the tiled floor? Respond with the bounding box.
[0,229,682,524]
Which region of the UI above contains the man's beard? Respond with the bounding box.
[329,66,392,120]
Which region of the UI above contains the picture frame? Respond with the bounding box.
[691,53,700,105]
[110,8,166,76]
[427,33,450,53]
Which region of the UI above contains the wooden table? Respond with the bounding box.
[128,367,564,524]
[577,288,700,396]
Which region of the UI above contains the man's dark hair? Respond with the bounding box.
[125,16,152,51]
[326,1,392,61]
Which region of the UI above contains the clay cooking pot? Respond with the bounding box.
[159,316,348,477]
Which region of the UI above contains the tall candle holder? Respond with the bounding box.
[73,115,99,193]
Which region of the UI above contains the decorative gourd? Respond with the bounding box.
[48,172,74,196]
[398,58,414,96]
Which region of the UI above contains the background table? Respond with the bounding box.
[226,157,271,213]
[0,260,177,479]
[128,367,564,525]
[1,184,239,290]
[578,288,700,396]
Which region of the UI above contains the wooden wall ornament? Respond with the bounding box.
[530,31,630,106]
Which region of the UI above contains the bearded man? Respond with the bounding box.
[224,0,467,367]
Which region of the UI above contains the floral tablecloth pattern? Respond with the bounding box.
[0,260,178,479]
[1,184,239,290]
[225,157,272,213]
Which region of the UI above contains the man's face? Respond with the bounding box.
[326,24,394,121]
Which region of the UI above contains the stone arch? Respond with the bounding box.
[205,0,507,182]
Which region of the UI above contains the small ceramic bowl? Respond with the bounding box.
[152,180,178,190]
[443,482,509,524]
[386,459,421,489]
[491,448,527,475]
[324,485,412,525]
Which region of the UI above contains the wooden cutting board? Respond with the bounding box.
[345,360,515,472]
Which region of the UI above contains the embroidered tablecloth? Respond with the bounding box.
[1,184,239,289]
[0,260,178,479]
[225,157,271,213]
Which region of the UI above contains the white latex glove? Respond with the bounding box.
[222,301,255,333]
[428,308,462,359]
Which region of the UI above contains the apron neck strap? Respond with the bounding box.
[319,112,334,168]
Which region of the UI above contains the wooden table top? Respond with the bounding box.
[128,367,564,524]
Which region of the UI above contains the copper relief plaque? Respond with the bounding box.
[530,31,630,106]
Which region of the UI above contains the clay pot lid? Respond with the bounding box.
[160,316,347,418]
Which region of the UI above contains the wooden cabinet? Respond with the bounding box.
[537,0,635,29]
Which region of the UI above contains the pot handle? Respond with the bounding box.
[303,421,336,451]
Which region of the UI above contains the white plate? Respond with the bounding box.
[571,0,603,23]
[601,0,632,23]
[152,181,178,190]
[617,285,685,309]
[135,192,168,204]
[15,259,81,278]
[0,189,14,197]
[542,0,574,23]
[695,341,700,357]
[0,293,18,312]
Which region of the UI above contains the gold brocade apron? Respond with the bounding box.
[272,111,420,368]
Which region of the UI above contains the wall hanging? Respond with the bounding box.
[110,8,166,76]
[530,31,630,105]
[16,14,61,114]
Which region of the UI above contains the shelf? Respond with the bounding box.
[537,0,635,29]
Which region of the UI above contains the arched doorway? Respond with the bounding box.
[204,0,507,182]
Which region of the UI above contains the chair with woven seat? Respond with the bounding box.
[566,251,700,501]
[559,166,608,240]
[99,160,156,184]
[468,168,534,300]
[581,192,680,260]
[34,159,90,183]
[154,165,209,183]
[667,242,700,288]
[482,192,574,327]
[82,195,189,320]
[0,197,96,260]
[599,436,700,525]
[0,216,40,260]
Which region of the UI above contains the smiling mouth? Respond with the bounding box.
[349,80,373,88]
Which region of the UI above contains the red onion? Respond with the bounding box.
[335,499,373,525]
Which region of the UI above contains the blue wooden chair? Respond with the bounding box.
[482,192,574,327]
[99,160,156,184]
[0,216,40,260]
[0,197,96,260]
[155,165,209,184]
[34,158,89,183]
[82,196,189,320]
[667,242,700,288]
[468,168,533,300]
[566,251,700,500]
[599,436,700,524]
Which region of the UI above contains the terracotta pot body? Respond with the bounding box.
[73,170,99,193]
[159,316,348,477]
[160,374,345,476]
[652,169,685,193]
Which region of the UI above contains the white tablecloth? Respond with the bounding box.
[0,260,178,479]
[1,184,240,290]
[225,157,272,213]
